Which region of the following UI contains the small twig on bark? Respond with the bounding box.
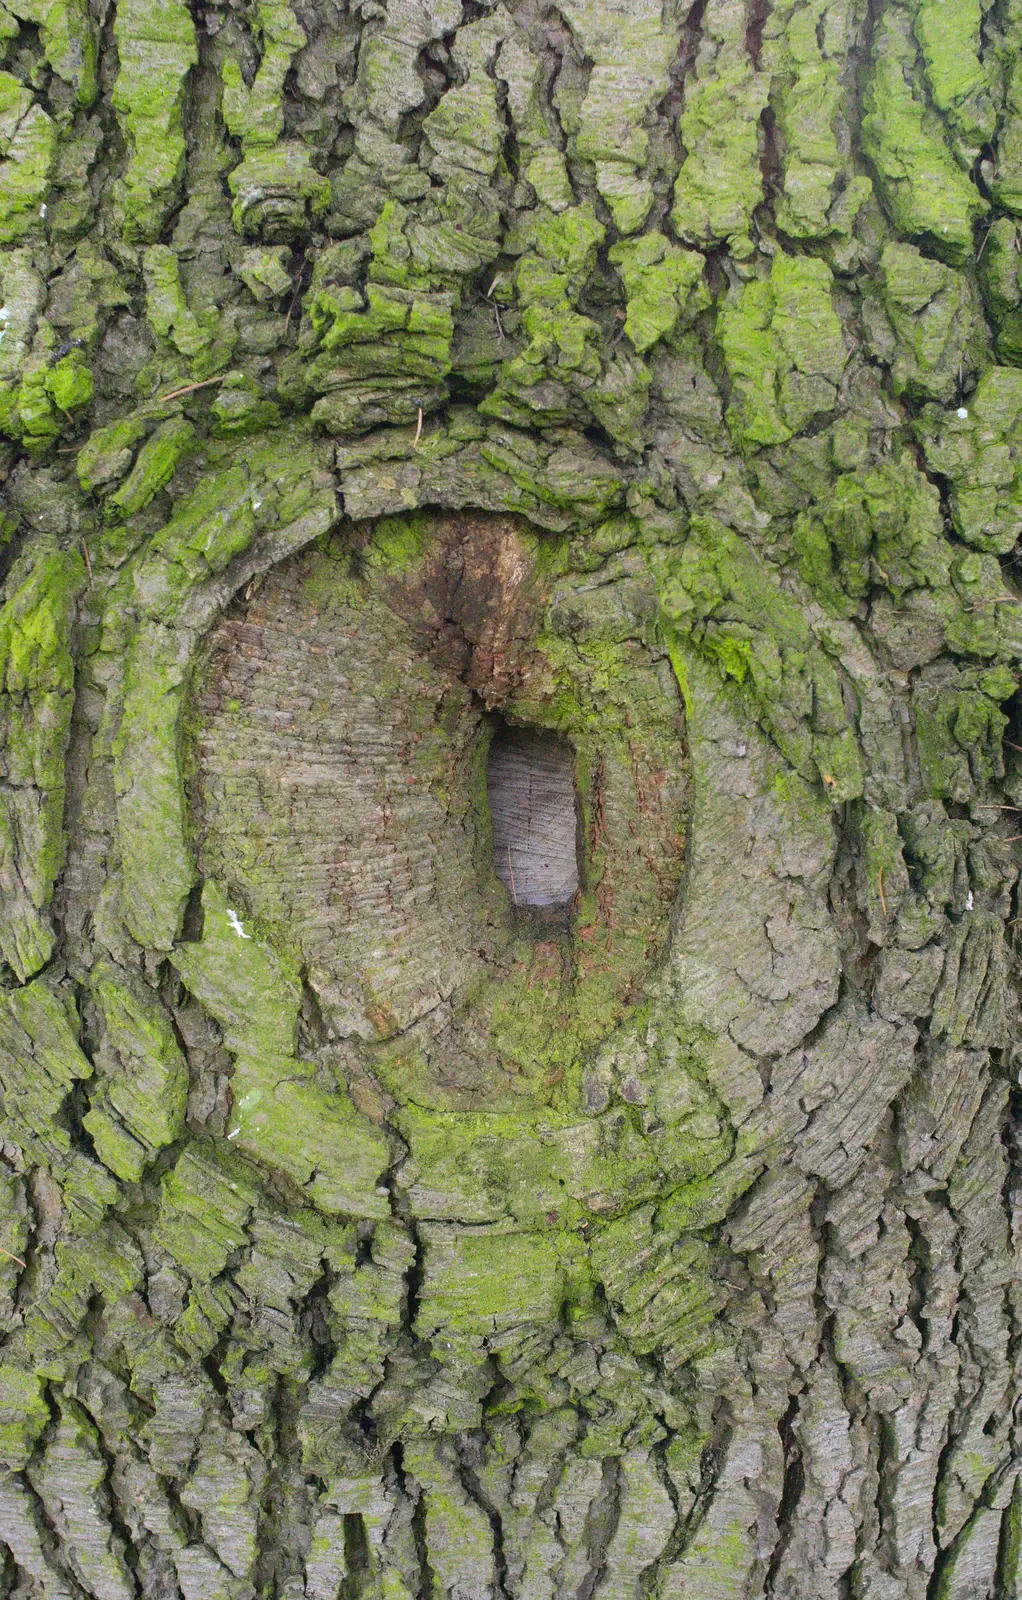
[1005,740,1022,754]
[413,407,423,448]
[154,375,226,404]
[877,867,887,916]
[487,275,506,338]
[81,538,92,587]
[0,1247,27,1269]
[971,595,1022,609]
[976,224,993,262]
[506,846,517,905]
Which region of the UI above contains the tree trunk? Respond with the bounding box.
[1,0,1021,1594]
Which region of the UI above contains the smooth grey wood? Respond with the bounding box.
[486,726,579,908]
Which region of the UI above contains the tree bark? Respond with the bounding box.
[0,0,1021,1595]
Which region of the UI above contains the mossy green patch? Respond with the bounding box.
[45,350,92,415]
[912,0,993,152]
[718,253,845,451]
[230,1047,390,1220]
[861,4,985,264]
[609,234,709,356]
[76,415,150,494]
[671,5,767,254]
[86,960,189,1164]
[0,73,56,245]
[0,1366,49,1470]
[111,0,198,242]
[8,0,97,107]
[913,667,1014,800]
[762,0,867,240]
[104,416,195,523]
[793,456,949,615]
[112,432,337,949]
[228,142,331,240]
[557,0,679,234]
[143,245,222,374]
[221,0,305,150]
[656,517,863,798]
[873,241,985,404]
[917,368,1022,554]
[481,205,648,443]
[156,1141,260,1282]
[0,538,85,977]
[170,880,300,1056]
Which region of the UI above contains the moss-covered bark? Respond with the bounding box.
[1,0,1022,1595]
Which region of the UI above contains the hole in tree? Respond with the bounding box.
[486,722,580,912]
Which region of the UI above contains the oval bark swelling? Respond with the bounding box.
[191,509,687,1111]
[0,0,1020,1594]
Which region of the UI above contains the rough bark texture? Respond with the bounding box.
[1,0,1022,1595]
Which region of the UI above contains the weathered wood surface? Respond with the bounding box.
[488,727,579,908]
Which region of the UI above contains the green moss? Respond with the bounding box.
[113,627,196,951]
[170,880,300,1055]
[588,1205,724,1368]
[81,1107,148,1182]
[143,244,219,368]
[916,368,1022,554]
[0,1366,49,1470]
[89,960,188,1153]
[858,806,910,936]
[104,416,195,521]
[655,517,863,798]
[912,0,993,151]
[481,205,651,443]
[24,1222,141,1361]
[9,0,98,107]
[228,143,331,240]
[210,373,281,436]
[362,509,432,574]
[156,1141,259,1282]
[111,0,198,242]
[877,242,985,404]
[44,349,93,414]
[236,245,293,302]
[0,73,57,245]
[230,1047,390,1219]
[113,432,336,948]
[671,21,766,254]
[913,668,1013,799]
[991,52,1022,216]
[282,204,456,432]
[608,234,709,355]
[977,217,1022,363]
[0,980,120,1233]
[861,4,985,264]
[420,17,505,190]
[557,0,679,233]
[222,0,305,149]
[793,456,948,614]
[416,1224,567,1346]
[75,415,149,493]
[718,253,845,451]
[762,0,864,239]
[0,539,85,977]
